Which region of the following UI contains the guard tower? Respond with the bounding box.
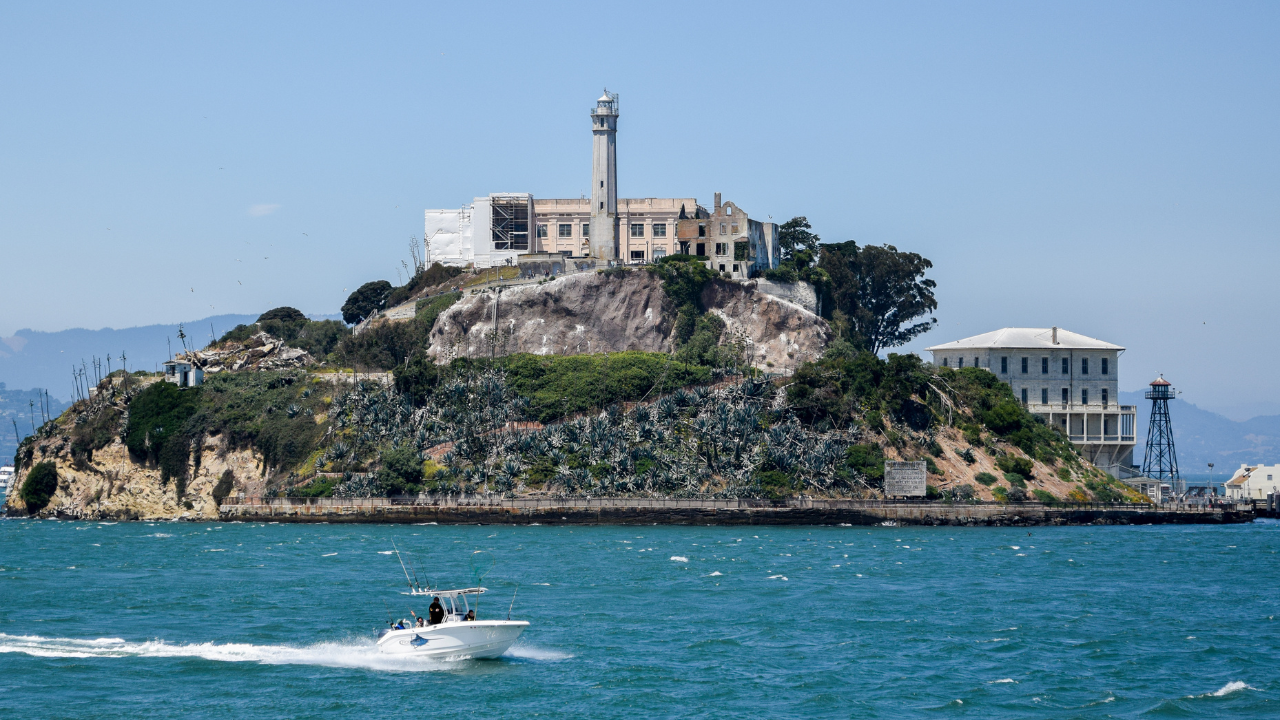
[588,90,619,261]
[1141,375,1180,494]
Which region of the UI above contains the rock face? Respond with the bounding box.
[192,331,314,373]
[426,270,831,367]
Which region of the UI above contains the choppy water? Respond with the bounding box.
[1,518,1278,718]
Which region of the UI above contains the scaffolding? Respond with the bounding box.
[491,195,530,252]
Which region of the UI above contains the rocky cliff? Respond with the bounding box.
[424,270,831,367]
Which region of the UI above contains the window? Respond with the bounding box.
[726,206,733,215]
[1041,388,1048,404]
[695,243,705,256]
[715,243,728,256]
[652,223,667,238]
[718,263,726,272]
[733,263,740,273]
[653,247,667,260]
[1102,388,1108,407]
[973,357,979,368]
[536,224,548,239]
[600,202,604,210]
[1001,357,1008,374]
[1021,388,1028,404]
[720,223,727,235]
[630,223,645,238]
[698,223,706,237]
[958,357,965,368]
[600,181,604,187]
[1041,357,1048,374]
[1101,357,1109,375]
[1082,389,1088,405]
[942,357,949,367]
[581,223,590,237]
[1021,357,1028,373]
[731,223,739,234]
[1062,358,1069,374]
[630,250,645,261]
[558,224,572,238]
[1061,388,1069,404]
[1081,358,1089,375]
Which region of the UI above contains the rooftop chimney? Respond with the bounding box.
[714,192,722,212]
[1052,326,1058,345]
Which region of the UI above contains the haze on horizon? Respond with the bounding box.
[0,1,1276,419]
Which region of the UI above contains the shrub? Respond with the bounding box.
[991,485,1008,502]
[974,471,998,486]
[962,424,983,446]
[380,445,424,496]
[649,255,716,310]
[20,461,58,513]
[290,319,349,358]
[959,448,976,464]
[1003,473,1027,489]
[1006,486,1028,502]
[1056,466,1073,482]
[218,323,257,344]
[394,355,441,407]
[844,444,885,485]
[925,484,941,499]
[500,352,712,423]
[415,291,461,332]
[212,469,235,504]
[996,455,1034,479]
[70,406,122,466]
[952,484,976,502]
[125,381,202,482]
[287,476,337,498]
[925,456,941,475]
[1032,489,1058,505]
[754,469,798,500]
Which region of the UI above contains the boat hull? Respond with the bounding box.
[376,620,528,659]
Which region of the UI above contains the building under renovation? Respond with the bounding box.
[925,327,1137,477]
[423,91,779,279]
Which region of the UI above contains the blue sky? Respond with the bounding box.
[1,1,1277,418]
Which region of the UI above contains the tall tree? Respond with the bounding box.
[777,216,820,262]
[820,241,937,355]
[341,281,393,325]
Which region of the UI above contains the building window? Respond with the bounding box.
[1001,357,1008,374]
[695,243,705,256]
[731,223,739,234]
[536,224,548,239]
[599,202,604,210]
[558,224,572,238]
[733,263,740,273]
[942,357,949,367]
[718,263,726,272]
[726,206,733,215]
[1082,389,1089,405]
[715,243,728,256]
[653,247,667,260]
[581,223,590,238]
[1061,388,1069,404]
[1101,357,1109,375]
[698,223,706,237]
[1021,357,1028,373]
[630,223,645,238]
[973,357,979,368]
[652,223,667,238]
[1041,388,1048,404]
[1041,357,1048,374]
[720,223,727,235]
[1062,358,1069,374]
[1021,388,1028,404]
[1102,388,1108,407]
[1081,358,1089,375]
[630,250,645,261]
[958,357,964,368]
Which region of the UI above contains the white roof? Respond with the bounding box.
[925,327,1122,352]
[405,587,487,598]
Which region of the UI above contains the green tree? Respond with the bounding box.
[341,280,393,324]
[20,461,58,513]
[778,216,820,262]
[819,241,937,354]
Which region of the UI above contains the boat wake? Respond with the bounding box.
[0,633,567,672]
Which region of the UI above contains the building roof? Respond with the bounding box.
[1150,376,1171,387]
[924,327,1123,352]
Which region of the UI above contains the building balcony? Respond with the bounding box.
[1025,403,1135,415]
[1069,434,1136,444]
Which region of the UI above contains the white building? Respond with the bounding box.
[423,91,778,275]
[925,327,1136,476]
[1224,464,1280,500]
[162,358,203,388]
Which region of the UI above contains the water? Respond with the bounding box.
[1,518,1278,718]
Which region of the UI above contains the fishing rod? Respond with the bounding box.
[391,539,416,593]
[508,583,519,621]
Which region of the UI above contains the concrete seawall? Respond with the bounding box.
[219,497,1253,526]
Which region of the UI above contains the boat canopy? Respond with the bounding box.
[403,586,487,598]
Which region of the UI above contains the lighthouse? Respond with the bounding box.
[588,90,619,260]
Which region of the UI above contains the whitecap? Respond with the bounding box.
[988,678,1017,684]
[377,551,394,555]
[1010,546,1020,550]
[706,571,723,577]
[1192,681,1257,698]
[670,556,688,562]
[767,575,788,581]
[532,583,551,586]
[322,553,338,557]
[838,523,852,527]
[502,644,572,662]
[203,549,225,553]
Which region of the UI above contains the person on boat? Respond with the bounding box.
[394,618,407,630]
[414,615,425,628]
[464,610,475,622]
[428,597,445,625]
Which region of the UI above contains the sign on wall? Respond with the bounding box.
[884,461,927,497]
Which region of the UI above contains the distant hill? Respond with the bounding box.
[0,383,71,466]
[0,313,339,402]
[1122,390,1280,474]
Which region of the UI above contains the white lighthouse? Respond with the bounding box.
[588,90,619,260]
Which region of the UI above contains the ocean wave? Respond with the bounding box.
[0,633,556,671]
[1189,680,1258,698]
[670,556,688,562]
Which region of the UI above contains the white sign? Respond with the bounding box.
[885,461,927,497]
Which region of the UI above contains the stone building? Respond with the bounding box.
[676,193,779,279]
[925,327,1136,477]
[423,91,779,276]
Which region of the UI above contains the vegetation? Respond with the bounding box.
[342,280,393,324]
[819,241,937,354]
[124,381,202,483]
[20,461,58,513]
[387,263,464,308]
[974,472,998,486]
[217,307,349,359]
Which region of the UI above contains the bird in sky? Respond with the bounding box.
[237,281,242,285]
[190,288,194,293]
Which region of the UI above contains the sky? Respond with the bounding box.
[1,1,1277,419]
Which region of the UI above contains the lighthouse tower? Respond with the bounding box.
[588,90,619,261]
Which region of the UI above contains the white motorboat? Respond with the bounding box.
[0,466,13,493]
[377,586,528,658]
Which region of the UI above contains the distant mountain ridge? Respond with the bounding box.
[1122,390,1280,472]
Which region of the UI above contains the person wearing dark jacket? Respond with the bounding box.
[428,597,445,625]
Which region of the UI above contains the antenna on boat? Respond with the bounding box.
[391,539,416,593]
[507,583,519,621]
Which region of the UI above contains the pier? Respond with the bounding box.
[218,496,1253,526]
